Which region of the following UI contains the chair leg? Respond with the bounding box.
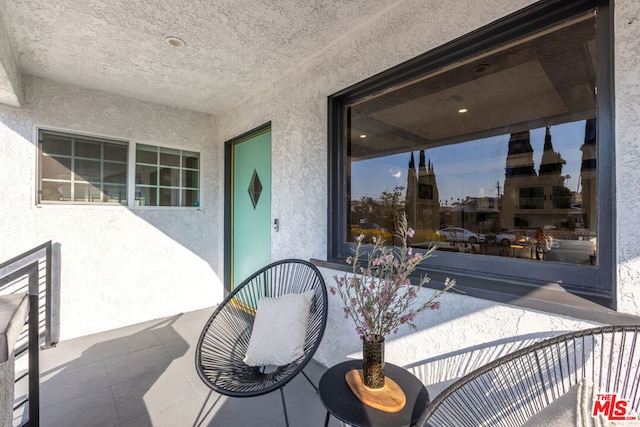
[193,389,221,427]
[301,369,319,393]
[280,387,290,427]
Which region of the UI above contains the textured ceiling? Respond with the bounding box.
[0,0,397,114]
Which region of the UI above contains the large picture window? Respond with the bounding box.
[328,0,613,306]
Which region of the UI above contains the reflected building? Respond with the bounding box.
[501,130,539,228]
[406,152,418,226]
[538,126,570,217]
[406,150,440,230]
[581,119,597,230]
[500,126,588,231]
[405,124,594,235]
[450,196,500,232]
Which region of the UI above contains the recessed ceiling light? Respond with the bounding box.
[473,63,491,73]
[458,108,468,113]
[360,134,367,138]
[165,36,186,48]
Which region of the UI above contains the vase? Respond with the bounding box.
[362,334,385,389]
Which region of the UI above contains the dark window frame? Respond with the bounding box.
[327,0,615,309]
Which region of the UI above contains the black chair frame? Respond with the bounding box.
[418,324,640,426]
[194,259,328,426]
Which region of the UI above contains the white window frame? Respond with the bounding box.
[134,143,200,207]
[36,128,201,209]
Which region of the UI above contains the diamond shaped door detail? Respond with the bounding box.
[248,169,263,209]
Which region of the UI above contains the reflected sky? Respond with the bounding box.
[351,121,586,202]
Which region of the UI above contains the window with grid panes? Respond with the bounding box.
[38,130,128,204]
[135,144,200,207]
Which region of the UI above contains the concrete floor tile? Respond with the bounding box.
[39,334,103,372]
[112,363,200,423]
[104,345,174,385]
[120,394,210,427]
[98,329,163,361]
[40,360,110,407]
[39,387,119,427]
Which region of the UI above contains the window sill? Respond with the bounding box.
[311,258,640,326]
[37,203,202,211]
[37,202,128,208]
[129,206,202,211]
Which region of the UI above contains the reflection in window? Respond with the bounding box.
[347,14,597,267]
[519,187,544,210]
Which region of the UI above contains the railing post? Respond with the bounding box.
[44,243,52,348]
[28,267,40,426]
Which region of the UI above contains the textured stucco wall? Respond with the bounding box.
[615,0,640,314]
[0,77,223,340]
[217,0,640,385]
[0,13,22,107]
[0,356,15,427]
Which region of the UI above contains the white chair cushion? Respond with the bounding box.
[244,290,315,367]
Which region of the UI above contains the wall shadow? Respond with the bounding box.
[403,330,571,397]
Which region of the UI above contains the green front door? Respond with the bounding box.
[231,128,271,289]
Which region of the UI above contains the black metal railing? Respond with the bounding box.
[0,241,55,426]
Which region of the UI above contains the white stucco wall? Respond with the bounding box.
[0,77,223,340]
[0,11,22,107]
[614,0,640,315]
[216,0,640,388]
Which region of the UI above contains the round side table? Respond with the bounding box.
[319,360,429,427]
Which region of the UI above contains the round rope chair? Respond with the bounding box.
[194,259,328,426]
[418,324,640,427]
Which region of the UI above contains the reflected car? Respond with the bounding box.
[437,227,486,243]
[350,223,386,231]
[497,229,560,249]
[496,230,533,246]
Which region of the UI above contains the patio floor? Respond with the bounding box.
[35,307,338,427]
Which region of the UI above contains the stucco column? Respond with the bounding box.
[0,294,29,427]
